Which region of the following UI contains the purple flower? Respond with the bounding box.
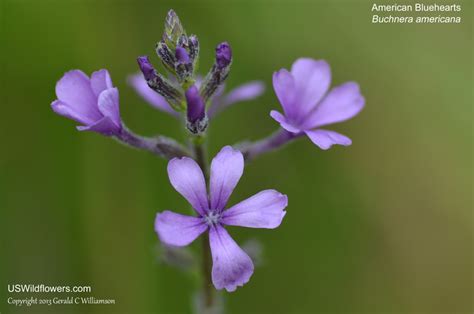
[155,146,288,292]
[128,74,264,118]
[271,58,365,150]
[51,69,122,136]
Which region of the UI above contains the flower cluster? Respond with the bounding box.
[51,9,364,297]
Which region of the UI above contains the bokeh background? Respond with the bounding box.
[1,0,472,313]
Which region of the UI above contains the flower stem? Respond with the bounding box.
[193,137,209,181]
[201,232,213,308]
[192,137,214,309]
[238,129,301,162]
[116,126,191,160]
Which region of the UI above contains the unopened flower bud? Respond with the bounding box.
[175,47,190,64]
[163,9,186,49]
[216,42,232,69]
[137,56,184,111]
[185,85,207,134]
[156,41,176,74]
[174,39,193,84]
[188,35,200,73]
[199,42,233,104]
[137,56,157,81]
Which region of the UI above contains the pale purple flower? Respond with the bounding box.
[155,146,287,292]
[128,74,264,118]
[271,58,365,150]
[51,69,122,136]
[207,81,265,117]
[127,73,178,116]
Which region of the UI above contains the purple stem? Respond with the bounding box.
[116,126,190,160]
[239,129,302,161]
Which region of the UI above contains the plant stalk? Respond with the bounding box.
[192,138,214,309]
[238,129,300,162]
[117,126,191,159]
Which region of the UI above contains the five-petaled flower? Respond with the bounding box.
[155,146,288,292]
[271,58,365,150]
[51,69,122,136]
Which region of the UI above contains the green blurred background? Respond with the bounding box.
[1,0,472,313]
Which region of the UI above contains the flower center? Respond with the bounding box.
[203,210,221,226]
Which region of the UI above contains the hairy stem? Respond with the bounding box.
[116,126,191,160]
[192,138,214,309]
[239,129,300,161]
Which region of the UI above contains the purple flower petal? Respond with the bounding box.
[155,211,208,247]
[212,83,226,99]
[194,75,204,89]
[209,225,254,292]
[76,116,120,135]
[90,69,113,97]
[272,69,297,119]
[290,58,331,117]
[305,129,352,150]
[221,190,287,229]
[210,146,244,211]
[55,70,102,123]
[303,82,365,129]
[221,81,265,107]
[97,88,121,128]
[127,73,178,116]
[270,110,302,133]
[168,157,209,215]
[206,84,226,117]
[51,100,95,125]
[208,81,264,118]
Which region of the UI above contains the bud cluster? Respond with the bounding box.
[157,10,200,86]
[137,9,233,135]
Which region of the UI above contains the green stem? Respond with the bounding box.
[201,233,213,308]
[194,140,209,181]
[192,137,214,309]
